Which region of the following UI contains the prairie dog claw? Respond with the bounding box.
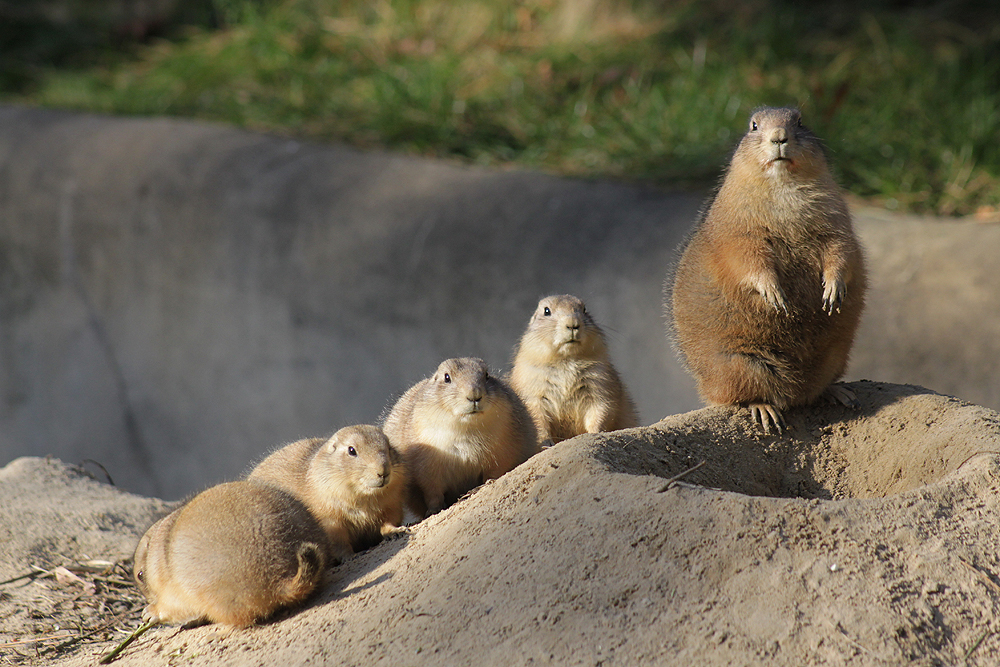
[822,277,846,314]
[749,403,785,434]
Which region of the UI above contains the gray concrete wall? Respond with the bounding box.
[1,106,997,499]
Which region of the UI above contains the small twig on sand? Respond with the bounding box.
[965,629,994,663]
[42,604,144,657]
[958,557,1000,595]
[97,620,155,665]
[0,571,39,586]
[0,634,76,649]
[0,564,57,587]
[656,460,706,493]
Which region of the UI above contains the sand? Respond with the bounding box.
[2,380,999,666]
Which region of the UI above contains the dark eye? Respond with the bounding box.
[751,121,758,131]
[135,570,144,582]
[347,446,357,456]
[444,373,451,383]
[797,117,802,127]
[543,307,551,316]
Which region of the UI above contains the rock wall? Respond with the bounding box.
[1,106,998,498]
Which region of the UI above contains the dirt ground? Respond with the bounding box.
[2,380,1000,666]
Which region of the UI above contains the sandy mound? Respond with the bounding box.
[2,381,999,666]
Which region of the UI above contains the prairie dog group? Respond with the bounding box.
[248,425,407,562]
[510,294,638,443]
[132,481,327,628]
[667,106,866,432]
[129,105,873,644]
[382,357,538,518]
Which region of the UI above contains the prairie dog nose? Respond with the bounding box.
[769,127,788,144]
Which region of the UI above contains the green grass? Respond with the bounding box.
[4,0,1000,216]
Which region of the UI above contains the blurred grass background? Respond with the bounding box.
[1,0,998,217]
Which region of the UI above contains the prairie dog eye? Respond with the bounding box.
[543,307,551,316]
[136,570,145,582]
[347,446,357,456]
[444,373,451,383]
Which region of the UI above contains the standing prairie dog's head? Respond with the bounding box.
[312,425,401,495]
[731,107,828,182]
[520,294,607,362]
[424,357,502,419]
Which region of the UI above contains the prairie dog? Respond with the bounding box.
[667,106,866,433]
[132,480,327,628]
[382,357,538,518]
[249,425,406,559]
[510,294,639,443]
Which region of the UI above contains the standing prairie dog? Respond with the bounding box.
[382,357,538,518]
[509,294,639,443]
[248,425,406,560]
[132,480,327,628]
[667,106,867,433]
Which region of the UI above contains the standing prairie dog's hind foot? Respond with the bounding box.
[380,523,408,539]
[824,383,860,409]
[748,403,785,434]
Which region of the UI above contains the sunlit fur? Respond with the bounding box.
[132,481,326,628]
[249,425,407,559]
[667,107,867,429]
[510,294,639,443]
[382,357,538,518]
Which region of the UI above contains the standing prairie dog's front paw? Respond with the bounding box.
[745,273,788,314]
[822,275,846,314]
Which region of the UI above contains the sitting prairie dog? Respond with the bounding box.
[248,425,406,560]
[666,106,867,433]
[509,294,639,443]
[382,357,538,518]
[132,480,327,628]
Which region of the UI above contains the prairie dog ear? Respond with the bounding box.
[323,435,342,455]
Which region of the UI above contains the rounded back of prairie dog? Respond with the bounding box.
[132,480,327,628]
[382,356,537,517]
[248,425,406,554]
[667,106,866,418]
[510,294,639,443]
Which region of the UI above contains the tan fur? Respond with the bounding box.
[509,294,639,443]
[667,106,867,432]
[132,480,327,628]
[382,357,538,518]
[248,425,407,560]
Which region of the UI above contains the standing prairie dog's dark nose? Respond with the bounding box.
[769,127,788,145]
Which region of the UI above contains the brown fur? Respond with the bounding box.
[666,106,867,432]
[248,425,407,561]
[382,357,538,518]
[510,294,639,443]
[132,480,327,628]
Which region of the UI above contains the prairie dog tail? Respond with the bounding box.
[279,541,326,602]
